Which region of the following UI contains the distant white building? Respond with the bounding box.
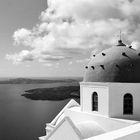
[39,39,140,140]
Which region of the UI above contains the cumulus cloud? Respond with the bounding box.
[69,61,73,65]
[6,50,34,64]
[6,0,140,63]
[38,55,71,63]
[13,29,33,47]
[131,41,140,50]
[6,51,70,64]
[43,63,53,67]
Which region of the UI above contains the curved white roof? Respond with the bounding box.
[76,121,106,139]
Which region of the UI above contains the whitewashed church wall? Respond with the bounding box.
[80,83,109,116]
[109,83,140,120]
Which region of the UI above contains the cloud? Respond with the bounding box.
[43,63,53,67]
[6,0,140,64]
[6,50,34,64]
[6,50,70,64]
[38,55,71,62]
[131,41,140,50]
[13,28,32,46]
[69,61,73,65]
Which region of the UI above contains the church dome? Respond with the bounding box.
[84,45,140,83]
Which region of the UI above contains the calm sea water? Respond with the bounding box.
[0,83,72,140]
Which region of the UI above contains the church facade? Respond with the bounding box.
[39,39,140,140]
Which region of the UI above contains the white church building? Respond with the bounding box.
[39,39,140,140]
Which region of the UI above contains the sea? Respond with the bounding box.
[0,83,74,140]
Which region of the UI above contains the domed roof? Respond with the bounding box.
[84,45,140,83]
[76,121,105,139]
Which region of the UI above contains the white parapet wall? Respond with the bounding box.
[39,99,80,140]
[85,122,140,140]
[65,107,137,132]
[50,99,79,126]
[46,117,82,140]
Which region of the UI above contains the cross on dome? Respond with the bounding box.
[116,30,126,46]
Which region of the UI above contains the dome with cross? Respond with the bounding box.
[84,41,140,83]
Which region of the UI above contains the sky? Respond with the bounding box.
[1,0,140,78]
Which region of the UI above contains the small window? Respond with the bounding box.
[123,93,133,115]
[92,92,98,111]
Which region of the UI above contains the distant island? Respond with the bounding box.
[0,77,82,84]
[22,85,80,100]
[0,77,82,101]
